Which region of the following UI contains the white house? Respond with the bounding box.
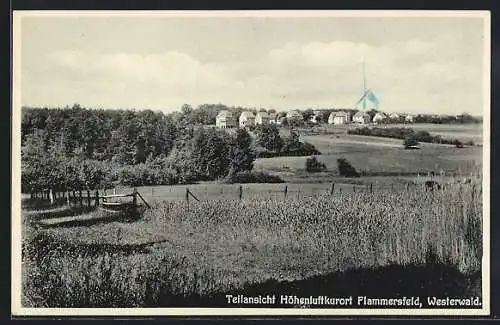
[286,110,303,121]
[239,111,256,127]
[352,111,371,124]
[389,113,400,119]
[216,110,235,128]
[405,114,414,123]
[309,114,322,124]
[328,111,350,125]
[255,111,270,125]
[372,112,387,123]
[269,113,278,124]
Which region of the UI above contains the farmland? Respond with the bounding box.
[20,121,484,308]
[22,182,482,307]
[254,131,482,182]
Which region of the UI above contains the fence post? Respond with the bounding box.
[185,188,190,211]
[353,186,356,193]
[370,183,373,194]
[239,185,243,200]
[132,188,137,207]
[95,190,99,207]
[87,190,91,207]
[339,187,342,194]
[114,188,116,195]
[330,183,335,195]
[284,185,288,198]
[49,188,54,205]
[66,188,70,206]
[79,190,83,206]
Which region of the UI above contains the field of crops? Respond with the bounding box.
[22,181,483,307]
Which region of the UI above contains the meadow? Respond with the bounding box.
[254,132,482,181]
[22,181,482,308]
[20,122,484,308]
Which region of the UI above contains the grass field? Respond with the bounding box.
[22,181,482,307]
[254,132,482,181]
[20,123,484,308]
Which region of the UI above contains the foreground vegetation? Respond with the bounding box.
[22,182,482,307]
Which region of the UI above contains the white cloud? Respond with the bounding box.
[23,31,484,115]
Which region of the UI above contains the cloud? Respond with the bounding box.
[23,31,484,115]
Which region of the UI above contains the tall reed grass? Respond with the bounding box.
[22,182,482,307]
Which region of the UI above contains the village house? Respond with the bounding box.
[405,114,414,123]
[215,110,235,129]
[269,113,278,124]
[309,114,321,124]
[389,113,400,119]
[255,111,270,125]
[372,112,387,123]
[328,111,350,125]
[286,110,303,121]
[352,111,371,124]
[239,111,256,128]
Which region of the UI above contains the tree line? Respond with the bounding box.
[347,127,475,148]
[21,104,320,193]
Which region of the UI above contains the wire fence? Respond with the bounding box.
[23,173,482,210]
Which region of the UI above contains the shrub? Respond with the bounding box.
[403,134,419,149]
[455,140,464,148]
[224,171,284,184]
[306,156,327,173]
[337,157,360,177]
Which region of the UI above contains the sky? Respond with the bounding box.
[17,12,488,115]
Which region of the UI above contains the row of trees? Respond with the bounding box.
[21,117,257,192]
[348,127,474,147]
[254,124,321,157]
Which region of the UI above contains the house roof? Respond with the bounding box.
[257,111,269,118]
[331,111,349,118]
[217,110,233,118]
[239,111,255,119]
[353,111,370,117]
[286,110,302,117]
[374,112,387,118]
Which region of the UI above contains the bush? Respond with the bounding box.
[455,140,464,148]
[337,158,360,177]
[403,134,419,149]
[224,171,284,184]
[306,156,327,173]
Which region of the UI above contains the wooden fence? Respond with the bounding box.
[29,177,481,209]
[29,187,151,210]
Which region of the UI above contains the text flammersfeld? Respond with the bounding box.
[225,295,483,307]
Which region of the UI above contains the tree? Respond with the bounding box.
[305,156,326,172]
[255,124,284,152]
[337,158,360,177]
[302,109,314,122]
[78,160,107,189]
[282,129,301,153]
[403,134,419,149]
[228,128,256,175]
